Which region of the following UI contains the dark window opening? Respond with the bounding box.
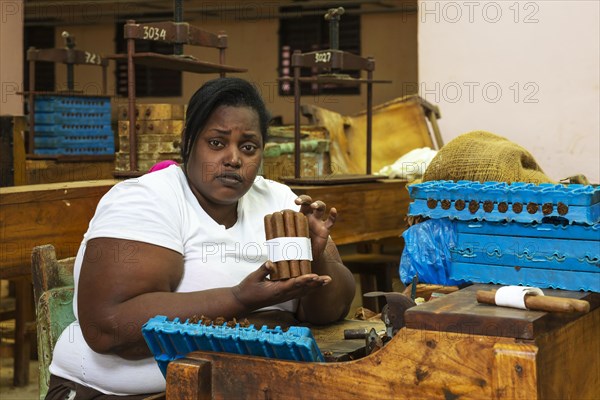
[24,26,55,92]
[115,19,182,97]
[279,5,361,96]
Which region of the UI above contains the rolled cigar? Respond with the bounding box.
[283,210,301,277]
[476,289,590,313]
[295,212,311,275]
[263,214,279,281]
[271,212,291,280]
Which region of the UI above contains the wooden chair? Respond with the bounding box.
[31,244,76,400]
[31,244,166,399]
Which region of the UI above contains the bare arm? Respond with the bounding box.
[78,237,330,359]
[297,238,356,324]
[294,196,356,324]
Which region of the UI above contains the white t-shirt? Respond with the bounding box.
[50,165,300,395]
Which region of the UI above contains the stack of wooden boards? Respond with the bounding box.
[116,104,184,173]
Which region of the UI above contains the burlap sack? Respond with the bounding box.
[422,131,555,184]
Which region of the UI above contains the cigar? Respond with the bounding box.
[264,214,279,281]
[476,289,590,313]
[295,212,312,275]
[283,210,301,277]
[271,212,291,280]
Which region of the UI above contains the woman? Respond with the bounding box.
[46,77,356,398]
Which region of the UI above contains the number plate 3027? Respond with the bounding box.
[314,52,332,63]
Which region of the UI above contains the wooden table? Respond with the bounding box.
[165,284,599,399]
[0,180,116,385]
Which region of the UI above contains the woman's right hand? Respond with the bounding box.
[231,261,331,311]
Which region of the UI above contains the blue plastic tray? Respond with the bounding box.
[451,234,598,271]
[33,123,114,155]
[454,220,600,240]
[34,147,114,156]
[449,261,599,292]
[35,124,113,136]
[35,111,111,125]
[34,95,111,113]
[142,316,325,377]
[407,180,600,225]
[448,221,599,292]
[35,135,113,147]
[409,181,600,206]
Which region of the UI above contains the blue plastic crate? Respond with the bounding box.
[35,124,113,136]
[34,95,111,113]
[409,181,600,206]
[449,261,599,292]
[34,138,115,155]
[454,220,600,240]
[33,122,114,155]
[407,180,600,225]
[35,111,111,125]
[449,221,599,292]
[451,221,599,271]
[34,144,115,156]
[142,316,325,377]
[35,133,113,147]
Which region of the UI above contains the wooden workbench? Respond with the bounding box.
[165,284,599,399]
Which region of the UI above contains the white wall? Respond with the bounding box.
[0,0,24,115]
[419,0,599,183]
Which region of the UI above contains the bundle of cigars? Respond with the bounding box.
[264,209,311,280]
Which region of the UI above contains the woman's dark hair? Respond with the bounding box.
[181,77,270,165]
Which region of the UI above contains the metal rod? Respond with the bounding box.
[325,8,343,51]
[63,32,76,91]
[218,32,226,78]
[28,58,35,154]
[366,64,373,175]
[102,65,107,95]
[66,65,74,91]
[173,0,183,55]
[126,20,138,172]
[293,52,301,179]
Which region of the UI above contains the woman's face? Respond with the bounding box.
[186,105,263,207]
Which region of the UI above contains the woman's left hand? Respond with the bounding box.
[295,195,336,263]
